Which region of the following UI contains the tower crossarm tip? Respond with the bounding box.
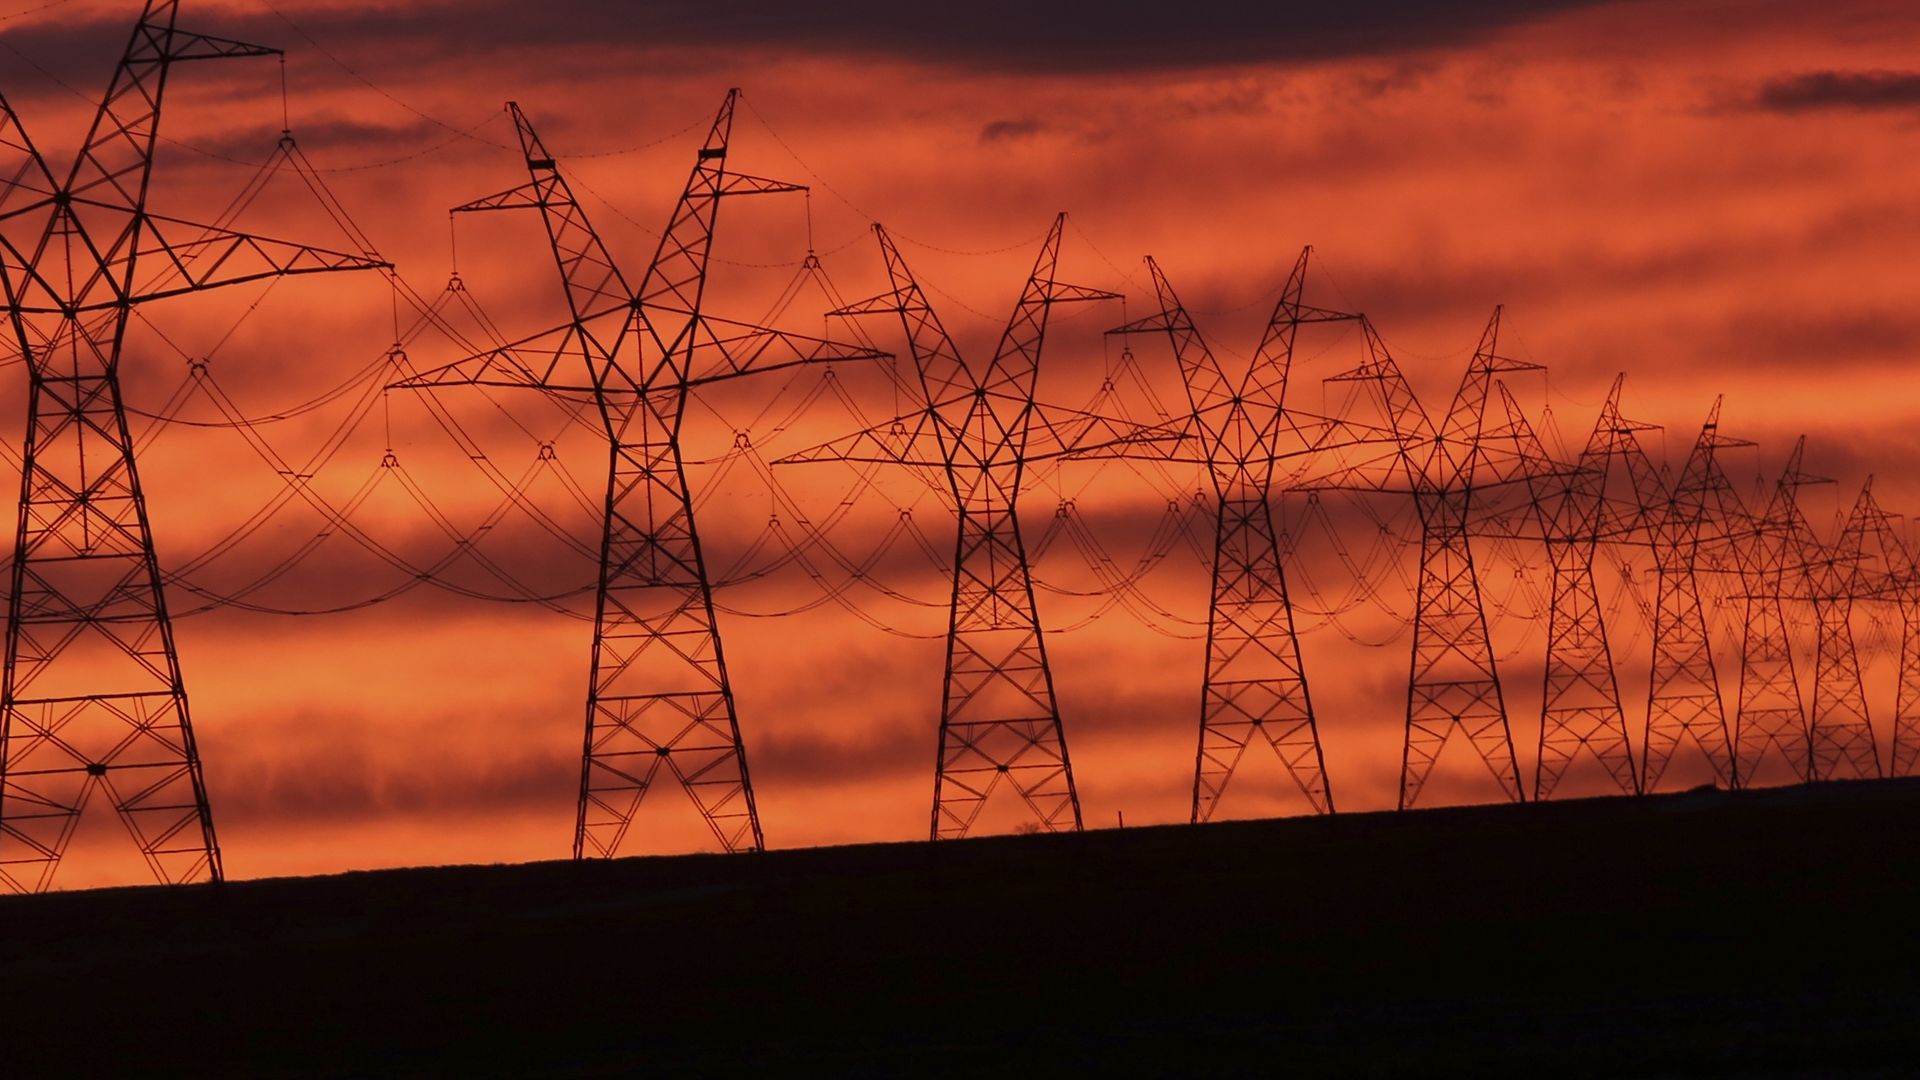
[1042,281,1123,305]
[159,29,281,63]
[386,319,613,395]
[714,172,808,198]
[452,181,545,215]
[34,215,389,313]
[1105,310,1186,337]
[770,409,948,469]
[1026,401,1190,463]
[1293,303,1363,325]
[825,290,909,319]
[681,315,891,390]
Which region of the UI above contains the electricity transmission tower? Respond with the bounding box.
[1802,478,1881,780]
[781,216,1121,840]
[1849,481,1920,776]
[1110,248,1368,822]
[1625,398,1740,791]
[398,93,882,857]
[1730,438,1818,787]
[0,1,385,892]
[1501,377,1641,799]
[1329,310,1539,809]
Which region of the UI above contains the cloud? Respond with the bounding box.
[1751,70,1920,112]
[980,118,1044,143]
[0,0,1617,89]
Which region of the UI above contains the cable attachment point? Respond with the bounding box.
[734,431,751,449]
[537,442,557,461]
[187,357,208,377]
[380,449,399,469]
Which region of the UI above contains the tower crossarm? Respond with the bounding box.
[1432,307,1543,491]
[467,101,635,329]
[636,90,806,327]
[1324,316,1436,494]
[388,316,621,395]
[1246,246,1362,412]
[680,313,889,389]
[978,214,1120,464]
[1111,254,1237,422]
[62,3,278,211]
[831,223,969,411]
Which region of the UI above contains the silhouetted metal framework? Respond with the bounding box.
[0,0,386,892]
[1729,438,1817,786]
[1850,482,1920,776]
[1501,377,1641,799]
[1329,310,1539,809]
[1110,248,1367,822]
[1800,479,1881,780]
[782,217,1121,839]
[1625,398,1740,791]
[397,93,882,857]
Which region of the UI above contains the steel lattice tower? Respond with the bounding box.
[1110,249,1365,821]
[0,1,385,892]
[1803,479,1881,780]
[398,95,881,857]
[1854,484,1920,776]
[1624,398,1741,791]
[1731,438,1816,786]
[1331,310,1539,809]
[1501,378,1642,799]
[782,217,1118,839]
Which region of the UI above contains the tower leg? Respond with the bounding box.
[1,371,220,893]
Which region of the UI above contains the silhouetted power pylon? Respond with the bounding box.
[0,0,387,892]
[1329,310,1540,809]
[1801,478,1881,780]
[1109,248,1368,822]
[1849,482,1920,776]
[1730,438,1817,787]
[1500,377,1642,799]
[1625,398,1741,791]
[782,217,1123,839]
[397,94,883,857]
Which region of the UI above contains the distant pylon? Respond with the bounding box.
[1858,493,1920,776]
[1109,248,1366,822]
[782,217,1120,839]
[1499,377,1641,799]
[1803,479,1881,780]
[1329,309,1539,809]
[397,94,883,857]
[1624,398,1740,791]
[0,1,386,892]
[1731,437,1817,786]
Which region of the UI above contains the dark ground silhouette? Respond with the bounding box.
[4,779,1918,1076]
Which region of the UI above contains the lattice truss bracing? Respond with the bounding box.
[396,93,884,858]
[1794,474,1882,781]
[1622,399,1741,792]
[1324,309,1549,809]
[0,0,386,893]
[1499,376,1643,800]
[1108,248,1387,822]
[780,216,1147,840]
[1723,439,1823,787]
[1848,481,1920,777]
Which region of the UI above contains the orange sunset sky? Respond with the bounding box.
[4,0,1920,887]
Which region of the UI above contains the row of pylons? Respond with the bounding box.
[0,2,1909,893]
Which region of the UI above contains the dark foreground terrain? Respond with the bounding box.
[4,782,1919,1077]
